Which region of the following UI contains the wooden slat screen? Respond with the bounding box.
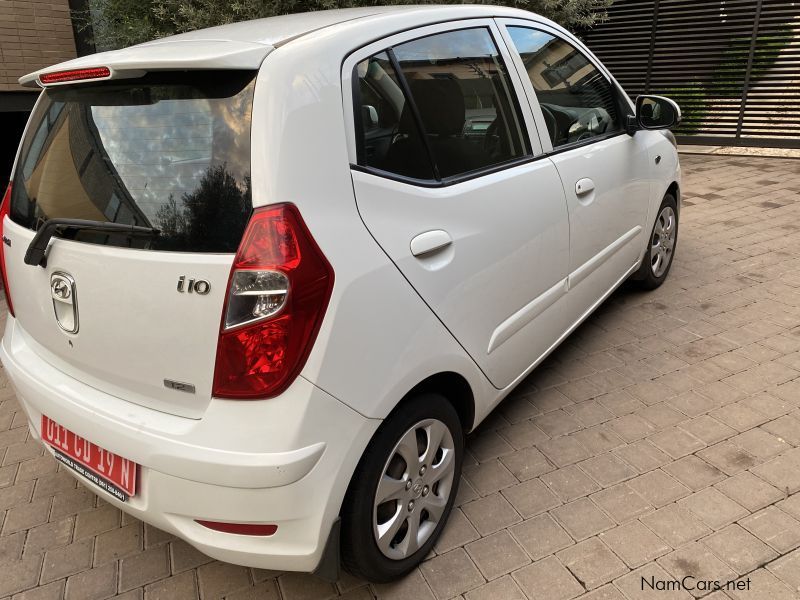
[580,0,800,148]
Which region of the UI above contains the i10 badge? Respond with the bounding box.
[177,275,210,295]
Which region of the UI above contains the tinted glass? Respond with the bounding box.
[507,27,622,147]
[11,71,255,253]
[355,28,529,181]
[355,52,435,180]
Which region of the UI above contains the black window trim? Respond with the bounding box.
[352,24,533,185]
[349,128,629,188]
[351,153,535,188]
[347,17,634,190]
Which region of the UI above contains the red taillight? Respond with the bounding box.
[212,204,333,399]
[39,67,111,85]
[0,184,15,317]
[196,520,278,536]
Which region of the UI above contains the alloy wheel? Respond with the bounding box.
[372,418,456,560]
[650,205,677,278]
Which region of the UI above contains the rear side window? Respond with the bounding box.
[11,71,255,253]
[355,27,530,182]
[507,27,623,148]
[355,53,435,180]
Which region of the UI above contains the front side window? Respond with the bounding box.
[355,27,530,181]
[507,27,623,148]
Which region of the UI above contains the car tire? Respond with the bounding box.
[632,193,679,290]
[340,393,464,582]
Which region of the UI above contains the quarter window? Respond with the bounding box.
[355,27,529,181]
[507,27,623,148]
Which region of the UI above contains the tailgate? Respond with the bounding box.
[3,69,257,418]
[5,222,231,418]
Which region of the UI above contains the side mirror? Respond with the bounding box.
[634,95,681,131]
[361,105,379,129]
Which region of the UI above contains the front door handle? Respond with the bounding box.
[575,178,595,196]
[410,230,452,257]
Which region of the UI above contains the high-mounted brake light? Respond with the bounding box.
[0,184,15,317]
[39,67,111,85]
[212,204,334,399]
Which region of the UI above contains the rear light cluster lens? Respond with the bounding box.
[212,204,333,399]
[0,184,15,316]
[39,67,111,85]
[225,270,288,329]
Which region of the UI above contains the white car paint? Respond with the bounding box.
[2,5,680,575]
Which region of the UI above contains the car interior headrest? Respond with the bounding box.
[407,78,465,136]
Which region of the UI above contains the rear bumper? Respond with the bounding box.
[1,317,379,572]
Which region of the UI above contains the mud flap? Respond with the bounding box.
[313,517,341,582]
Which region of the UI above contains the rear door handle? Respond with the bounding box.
[410,230,452,257]
[575,178,595,196]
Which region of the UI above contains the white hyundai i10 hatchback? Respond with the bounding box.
[1,5,680,582]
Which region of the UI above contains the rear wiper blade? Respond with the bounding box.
[24,218,160,268]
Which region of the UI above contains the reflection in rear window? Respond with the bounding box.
[10,71,255,253]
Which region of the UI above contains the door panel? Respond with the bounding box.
[345,23,571,388]
[351,164,569,388]
[501,22,651,301]
[550,134,650,278]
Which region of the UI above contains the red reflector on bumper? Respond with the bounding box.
[40,67,111,85]
[196,521,278,536]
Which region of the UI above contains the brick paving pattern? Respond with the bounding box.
[1,153,800,599]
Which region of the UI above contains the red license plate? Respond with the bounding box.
[41,415,137,501]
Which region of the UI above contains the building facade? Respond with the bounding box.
[1,0,79,180]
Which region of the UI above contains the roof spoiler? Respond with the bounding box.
[20,39,272,88]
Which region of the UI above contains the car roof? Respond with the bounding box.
[139,6,421,47]
[20,5,551,87]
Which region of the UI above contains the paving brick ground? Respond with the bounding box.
[2,153,800,599]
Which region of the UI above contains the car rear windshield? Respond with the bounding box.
[10,70,256,253]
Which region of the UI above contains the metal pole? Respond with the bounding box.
[736,0,763,139]
[644,0,661,94]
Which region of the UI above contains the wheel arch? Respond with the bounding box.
[399,371,476,434]
[666,180,680,210]
[337,372,473,580]
[338,369,476,518]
